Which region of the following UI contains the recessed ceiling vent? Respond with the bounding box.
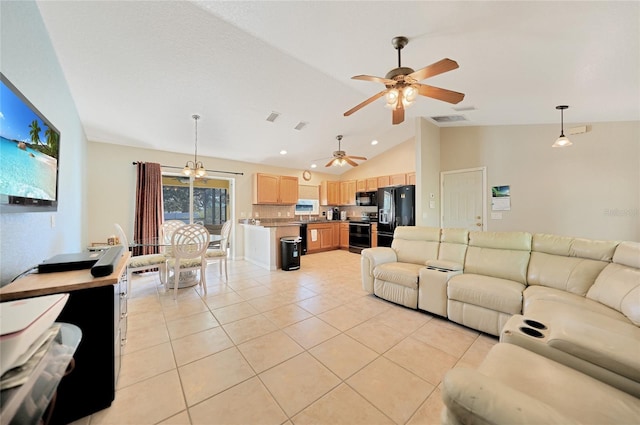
[294,121,308,131]
[266,111,280,122]
[431,115,467,123]
[452,105,476,112]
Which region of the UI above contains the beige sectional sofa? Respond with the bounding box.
[361,226,640,423]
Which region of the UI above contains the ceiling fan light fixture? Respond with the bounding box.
[552,105,572,148]
[385,89,399,107]
[403,85,418,105]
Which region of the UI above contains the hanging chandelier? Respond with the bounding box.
[182,114,207,177]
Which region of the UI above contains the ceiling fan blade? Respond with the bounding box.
[344,157,359,167]
[344,90,387,117]
[407,58,459,82]
[347,156,367,161]
[351,75,396,85]
[416,84,465,104]
[325,158,336,167]
[392,102,405,125]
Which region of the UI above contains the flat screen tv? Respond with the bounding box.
[0,73,60,212]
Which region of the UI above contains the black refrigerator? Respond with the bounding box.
[377,185,415,247]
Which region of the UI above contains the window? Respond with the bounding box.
[162,175,229,233]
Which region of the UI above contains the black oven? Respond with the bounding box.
[349,221,371,253]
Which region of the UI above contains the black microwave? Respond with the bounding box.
[356,191,377,206]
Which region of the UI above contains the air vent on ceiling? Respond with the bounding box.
[431,115,467,123]
[294,121,308,131]
[452,105,476,112]
[266,111,280,122]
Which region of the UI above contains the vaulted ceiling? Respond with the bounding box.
[37,1,639,174]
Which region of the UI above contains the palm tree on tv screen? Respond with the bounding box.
[29,120,42,145]
[44,126,59,158]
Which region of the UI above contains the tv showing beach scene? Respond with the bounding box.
[0,73,60,211]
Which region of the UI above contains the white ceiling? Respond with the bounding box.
[36,1,639,174]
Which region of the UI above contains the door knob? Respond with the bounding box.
[476,223,482,227]
[476,216,481,220]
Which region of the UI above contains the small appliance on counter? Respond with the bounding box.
[340,210,347,221]
[326,209,333,220]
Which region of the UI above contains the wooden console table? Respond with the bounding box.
[0,252,129,424]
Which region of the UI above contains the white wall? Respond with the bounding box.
[415,118,441,226]
[0,1,87,284]
[440,121,639,241]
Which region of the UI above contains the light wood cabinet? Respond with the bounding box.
[377,175,390,188]
[390,173,407,186]
[371,223,378,248]
[407,172,416,185]
[339,180,357,205]
[253,173,299,204]
[339,222,349,249]
[366,178,378,191]
[307,222,340,253]
[320,181,340,206]
[356,180,366,191]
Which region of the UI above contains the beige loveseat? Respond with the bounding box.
[361,226,640,421]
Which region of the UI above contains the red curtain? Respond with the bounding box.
[133,162,163,256]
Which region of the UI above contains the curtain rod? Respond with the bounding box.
[132,162,243,176]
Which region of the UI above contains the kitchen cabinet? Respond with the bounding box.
[339,222,349,249]
[307,222,339,253]
[366,178,378,191]
[390,173,407,186]
[371,223,378,248]
[320,181,340,206]
[253,173,299,204]
[356,180,366,191]
[407,172,416,185]
[377,175,390,188]
[339,180,357,206]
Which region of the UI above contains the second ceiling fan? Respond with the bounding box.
[325,135,366,167]
[344,36,465,125]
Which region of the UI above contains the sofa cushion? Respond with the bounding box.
[586,241,640,325]
[587,266,640,326]
[448,274,524,314]
[438,228,469,265]
[526,233,615,296]
[442,344,640,425]
[374,262,424,289]
[464,231,531,284]
[524,286,629,322]
[527,252,609,296]
[392,226,440,264]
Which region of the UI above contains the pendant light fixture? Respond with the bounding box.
[182,114,207,177]
[552,105,572,148]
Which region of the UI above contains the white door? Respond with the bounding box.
[441,168,486,231]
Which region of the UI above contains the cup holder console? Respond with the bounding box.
[519,326,545,338]
[523,319,547,330]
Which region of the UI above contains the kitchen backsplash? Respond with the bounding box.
[251,204,376,219]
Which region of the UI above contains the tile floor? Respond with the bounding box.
[71,250,496,425]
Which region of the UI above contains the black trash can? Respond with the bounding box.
[281,236,301,271]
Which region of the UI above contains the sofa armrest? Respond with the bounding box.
[548,319,640,382]
[360,247,397,293]
[442,369,577,425]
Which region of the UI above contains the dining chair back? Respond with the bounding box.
[166,223,209,298]
[160,220,186,256]
[206,220,232,282]
[114,223,166,293]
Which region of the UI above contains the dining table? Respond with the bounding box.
[130,234,222,288]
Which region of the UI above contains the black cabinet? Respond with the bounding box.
[49,271,127,424]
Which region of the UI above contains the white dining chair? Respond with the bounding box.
[206,220,231,282]
[165,223,210,299]
[114,223,166,293]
